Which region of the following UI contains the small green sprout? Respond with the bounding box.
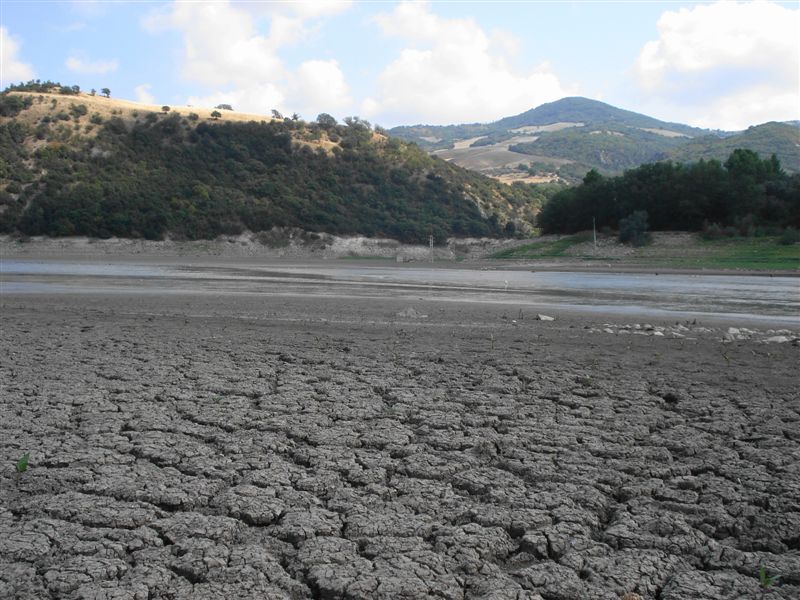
[759,565,778,590]
[15,452,30,473]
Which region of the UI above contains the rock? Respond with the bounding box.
[535,314,555,321]
[763,335,791,344]
[662,392,680,404]
[396,307,427,318]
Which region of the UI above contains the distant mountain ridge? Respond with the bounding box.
[389,97,799,182]
[494,97,704,137]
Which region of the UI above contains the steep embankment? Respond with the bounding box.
[0,88,544,242]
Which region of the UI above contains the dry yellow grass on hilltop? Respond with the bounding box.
[3,90,351,154]
[6,90,275,125]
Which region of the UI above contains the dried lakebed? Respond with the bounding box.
[1,272,799,599]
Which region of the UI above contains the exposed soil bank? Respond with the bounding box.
[1,287,798,599]
[3,232,797,276]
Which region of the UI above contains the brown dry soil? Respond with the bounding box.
[1,290,799,600]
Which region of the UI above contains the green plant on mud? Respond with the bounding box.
[15,452,30,473]
[759,565,778,597]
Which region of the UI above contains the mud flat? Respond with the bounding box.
[1,279,799,599]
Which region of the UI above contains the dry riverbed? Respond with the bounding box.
[1,278,799,599]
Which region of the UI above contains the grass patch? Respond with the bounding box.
[490,233,799,270]
[491,234,593,259]
[688,238,800,270]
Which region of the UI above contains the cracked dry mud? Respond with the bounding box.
[1,291,798,600]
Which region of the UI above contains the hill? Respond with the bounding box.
[0,85,549,242]
[389,97,797,182]
[668,122,800,172]
[494,97,702,136]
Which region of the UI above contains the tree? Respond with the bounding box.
[316,113,337,129]
[101,88,110,98]
[90,89,96,96]
[291,112,300,121]
[271,109,283,120]
[215,104,233,111]
[618,210,650,246]
[161,105,170,113]
[344,116,371,131]
[210,110,222,120]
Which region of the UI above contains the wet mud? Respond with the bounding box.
[1,291,798,599]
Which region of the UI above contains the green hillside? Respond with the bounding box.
[508,123,687,173]
[388,98,796,182]
[0,88,546,242]
[494,97,703,136]
[668,122,800,173]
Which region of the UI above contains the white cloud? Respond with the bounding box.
[187,84,285,116]
[144,0,352,118]
[0,27,35,86]
[289,59,352,116]
[689,84,800,131]
[365,1,576,125]
[134,83,155,105]
[65,55,119,75]
[634,0,799,128]
[286,1,353,20]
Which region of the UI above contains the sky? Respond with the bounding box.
[1,0,798,131]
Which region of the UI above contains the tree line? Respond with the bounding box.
[537,150,800,234]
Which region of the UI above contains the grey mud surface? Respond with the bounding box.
[1,291,799,599]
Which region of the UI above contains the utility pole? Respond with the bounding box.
[593,217,597,255]
[429,234,434,263]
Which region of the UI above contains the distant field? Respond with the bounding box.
[491,233,800,271]
[674,238,800,270]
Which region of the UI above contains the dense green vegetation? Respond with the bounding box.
[0,100,541,242]
[537,150,800,234]
[509,124,687,173]
[4,80,83,95]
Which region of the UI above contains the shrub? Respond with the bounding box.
[702,221,739,240]
[69,103,88,118]
[619,210,650,246]
[778,227,800,245]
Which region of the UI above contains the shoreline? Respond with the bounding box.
[2,234,798,277]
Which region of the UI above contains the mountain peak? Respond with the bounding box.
[494,97,703,136]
